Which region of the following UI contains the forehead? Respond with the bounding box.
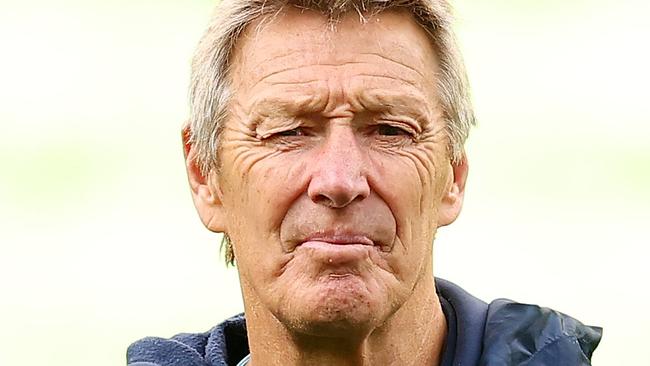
[230,7,438,92]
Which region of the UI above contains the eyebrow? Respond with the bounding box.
[245,82,434,130]
[248,92,323,118]
[357,89,433,129]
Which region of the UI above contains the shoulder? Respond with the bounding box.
[126,314,248,366]
[480,299,602,365]
[435,278,602,365]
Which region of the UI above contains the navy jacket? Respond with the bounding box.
[127,278,601,365]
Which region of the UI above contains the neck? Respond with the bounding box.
[242,276,447,366]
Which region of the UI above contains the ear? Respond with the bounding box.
[437,155,468,227]
[182,126,227,233]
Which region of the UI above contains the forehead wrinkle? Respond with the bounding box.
[359,52,427,79]
[250,60,393,92]
[352,73,419,89]
[233,8,437,86]
[247,64,337,93]
[235,10,330,83]
[249,61,424,109]
[240,31,432,89]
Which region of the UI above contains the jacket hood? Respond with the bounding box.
[480,299,602,365]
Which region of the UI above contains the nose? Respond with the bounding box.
[307,126,370,208]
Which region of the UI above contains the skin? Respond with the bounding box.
[184,8,468,366]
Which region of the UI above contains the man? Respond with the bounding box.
[128,0,601,365]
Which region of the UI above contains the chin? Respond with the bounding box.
[276,273,392,338]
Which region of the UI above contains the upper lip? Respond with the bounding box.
[303,232,375,246]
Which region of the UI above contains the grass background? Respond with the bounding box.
[1,0,648,364]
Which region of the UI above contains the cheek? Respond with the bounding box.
[367,145,447,279]
[222,129,309,220]
[368,146,442,233]
[220,145,312,270]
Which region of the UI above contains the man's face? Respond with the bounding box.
[194,8,466,336]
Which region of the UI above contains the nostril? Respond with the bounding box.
[312,193,335,208]
[310,189,366,209]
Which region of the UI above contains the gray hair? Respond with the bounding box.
[187,0,476,265]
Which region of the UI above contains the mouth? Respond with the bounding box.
[284,231,394,274]
[295,231,391,256]
[304,233,375,246]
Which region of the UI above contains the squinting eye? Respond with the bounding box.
[377,124,411,136]
[277,127,305,137]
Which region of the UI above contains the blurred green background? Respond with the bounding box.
[1,0,648,364]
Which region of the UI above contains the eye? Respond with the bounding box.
[277,127,305,137]
[377,124,412,137]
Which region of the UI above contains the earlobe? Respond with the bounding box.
[182,126,227,233]
[438,155,468,227]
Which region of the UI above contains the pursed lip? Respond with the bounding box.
[287,230,391,253]
[302,232,375,246]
